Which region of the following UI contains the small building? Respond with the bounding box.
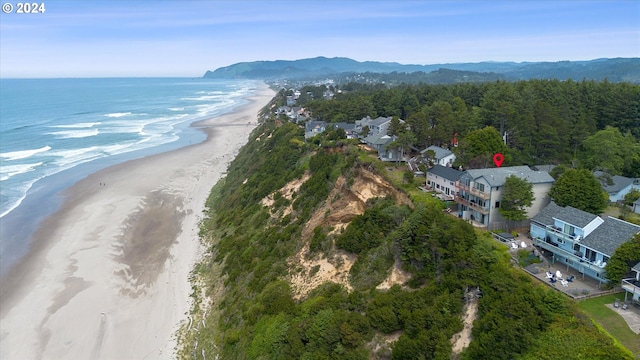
[426,165,463,200]
[531,202,640,284]
[455,166,554,230]
[634,198,640,214]
[622,262,640,302]
[420,145,456,167]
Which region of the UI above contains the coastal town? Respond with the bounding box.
[273,82,640,311]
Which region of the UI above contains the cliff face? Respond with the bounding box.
[262,166,413,300]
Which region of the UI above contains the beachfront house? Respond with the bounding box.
[420,145,456,167]
[305,121,327,139]
[622,262,640,303]
[455,166,554,230]
[362,133,402,161]
[531,202,640,285]
[426,165,462,200]
[304,121,357,139]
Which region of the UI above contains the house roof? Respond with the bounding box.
[533,202,640,257]
[580,217,640,256]
[428,165,463,182]
[633,262,640,273]
[531,201,600,228]
[364,133,394,146]
[634,198,640,206]
[305,121,326,132]
[463,166,555,187]
[421,145,453,160]
[356,116,394,129]
[594,171,640,194]
[368,116,392,127]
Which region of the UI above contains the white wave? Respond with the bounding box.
[0,177,42,218]
[51,122,101,129]
[49,129,100,139]
[180,95,225,102]
[0,162,43,181]
[0,146,52,161]
[168,107,184,111]
[51,146,104,168]
[104,112,132,118]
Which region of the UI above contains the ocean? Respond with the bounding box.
[0,77,260,276]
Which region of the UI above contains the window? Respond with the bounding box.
[495,201,500,208]
[563,224,575,235]
[474,183,485,192]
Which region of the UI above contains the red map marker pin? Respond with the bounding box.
[493,153,504,168]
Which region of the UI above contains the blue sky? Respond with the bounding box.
[1,0,638,78]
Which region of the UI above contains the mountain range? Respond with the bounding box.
[203,56,640,83]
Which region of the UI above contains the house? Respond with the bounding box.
[531,202,640,284]
[305,121,327,139]
[595,172,640,203]
[355,116,393,136]
[305,122,357,139]
[455,166,554,230]
[622,262,640,302]
[426,165,462,200]
[328,122,357,139]
[420,145,456,167]
[634,198,640,214]
[362,133,401,161]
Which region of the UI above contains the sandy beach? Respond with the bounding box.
[0,83,274,359]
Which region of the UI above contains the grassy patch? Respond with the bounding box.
[517,249,542,267]
[578,294,640,357]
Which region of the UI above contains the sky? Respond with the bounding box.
[0,0,638,78]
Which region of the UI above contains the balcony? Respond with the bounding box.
[457,183,490,200]
[455,196,489,214]
[622,278,640,298]
[545,225,580,243]
[532,237,607,274]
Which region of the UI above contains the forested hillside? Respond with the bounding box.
[302,79,639,176]
[177,121,633,359]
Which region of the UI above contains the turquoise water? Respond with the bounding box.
[0,77,259,275]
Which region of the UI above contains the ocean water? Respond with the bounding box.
[0,77,260,276]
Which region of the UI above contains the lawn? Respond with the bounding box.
[578,294,640,357]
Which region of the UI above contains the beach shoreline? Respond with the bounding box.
[0,83,275,359]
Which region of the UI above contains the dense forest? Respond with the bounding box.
[300,79,639,176]
[177,119,634,359]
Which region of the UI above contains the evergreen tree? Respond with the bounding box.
[604,233,640,287]
[548,168,608,214]
[498,175,535,231]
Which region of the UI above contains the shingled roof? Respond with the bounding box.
[464,166,554,187]
[428,165,463,182]
[531,201,600,228]
[533,202,640,257]
[580,217,640,256]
